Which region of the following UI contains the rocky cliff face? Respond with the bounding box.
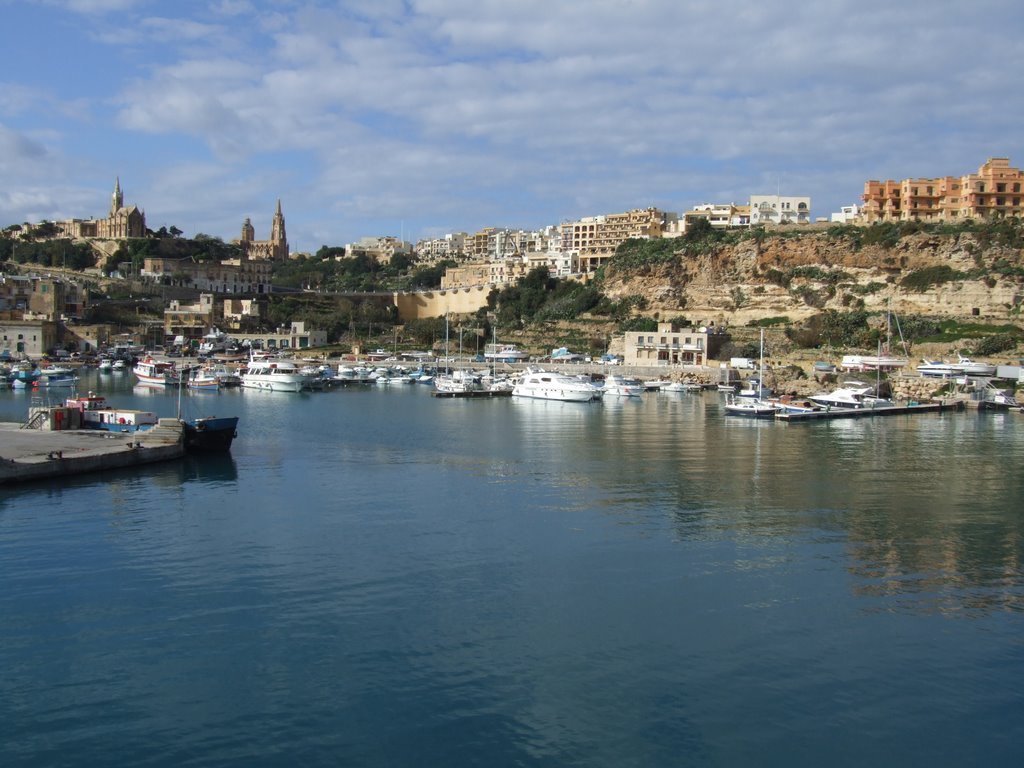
[600,230,1024,327]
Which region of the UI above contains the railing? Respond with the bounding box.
[21,410,47,430]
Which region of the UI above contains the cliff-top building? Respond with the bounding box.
[56,177,146,239]
[862,157,1024,223]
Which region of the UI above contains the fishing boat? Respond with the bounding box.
[133,357,181,387]
[187,368,221,391]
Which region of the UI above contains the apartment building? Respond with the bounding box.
[862,157,1024,223]
[416,233,468,264]
[562,207,670,274]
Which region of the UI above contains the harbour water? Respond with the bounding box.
[2,371,1024,766]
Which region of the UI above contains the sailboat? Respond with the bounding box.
[840,303,909,372]
[724,329,778,417]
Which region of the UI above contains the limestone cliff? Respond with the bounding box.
[599,229,1024,327]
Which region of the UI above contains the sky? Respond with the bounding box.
[1,0,1023,255]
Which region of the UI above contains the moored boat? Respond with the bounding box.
[512,368,602,402]
[602,374,643,397]
[63,393,238,452]
[723,395,778,417]
[133,357,181,387]
[240,358,316,392]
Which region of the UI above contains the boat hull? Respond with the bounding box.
[183,416,239,452]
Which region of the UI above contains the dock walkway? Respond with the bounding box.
[775,401,963,422]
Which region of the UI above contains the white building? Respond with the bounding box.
[830,204,861,224]
[749,195,812,225]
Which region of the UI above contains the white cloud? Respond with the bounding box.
[5,0,1024,248]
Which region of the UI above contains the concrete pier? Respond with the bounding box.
[0,418,185,485]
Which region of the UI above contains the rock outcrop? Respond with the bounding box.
[600,229,1024,327]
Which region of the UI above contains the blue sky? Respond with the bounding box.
[2,0,1023,254]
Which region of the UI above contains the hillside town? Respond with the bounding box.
[2,157,1024,366]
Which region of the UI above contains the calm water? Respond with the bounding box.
[2,371,1023,767]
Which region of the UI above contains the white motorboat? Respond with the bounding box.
[809,386,892,409]
[240,358,316,392]
[512,368,602,402]
[723,395,778,417]
[840,353,908,372]
[483,343,531,363]
[917,355,996,378]
[602,374,643,397]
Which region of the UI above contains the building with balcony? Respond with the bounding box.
[749,195,812,225]
[862,158,1024,223]
[623,322,725,367]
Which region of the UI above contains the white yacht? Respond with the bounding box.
[512,368,602,402]
[240,358,316,393]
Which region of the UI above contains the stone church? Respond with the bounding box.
[238,199,288,260]
[57,178,147,239]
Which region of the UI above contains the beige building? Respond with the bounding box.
[162,293,266,347]
[232,321,327,352]
[142,254,273,294]
[440,257,533,290]
[623,322,724,367]
[346,236,413,265]
[0,319,58,359]
[1,273,86,322]
[862,157,1024,223]
[56,178,146,240]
